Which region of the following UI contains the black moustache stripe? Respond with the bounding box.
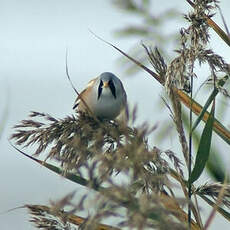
[97,80,117,100]
[97,80,103,100]
[109,80,116,99]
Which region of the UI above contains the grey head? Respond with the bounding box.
[97,72,123,100]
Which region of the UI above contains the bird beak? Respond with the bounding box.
[103,81,109,88]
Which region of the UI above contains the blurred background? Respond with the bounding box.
[1,0,230,229]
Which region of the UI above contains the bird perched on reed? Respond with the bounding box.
[73,72,128,121]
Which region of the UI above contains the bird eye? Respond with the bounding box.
[108,80,116,98]
[97,80,103,100]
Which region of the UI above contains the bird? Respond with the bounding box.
[73,72,128,121]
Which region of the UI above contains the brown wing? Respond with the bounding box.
[73,88,87,109]
[72,77,98,110]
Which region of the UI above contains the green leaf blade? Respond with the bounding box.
[189,105,215,184]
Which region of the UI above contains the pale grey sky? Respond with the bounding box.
[1,0,230,229]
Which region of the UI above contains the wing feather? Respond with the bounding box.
[73,77,98,110]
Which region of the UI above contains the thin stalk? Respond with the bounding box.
[188,74,193,229]
[170,169,202,228]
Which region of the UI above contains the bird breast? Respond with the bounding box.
[91,87,123,119]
